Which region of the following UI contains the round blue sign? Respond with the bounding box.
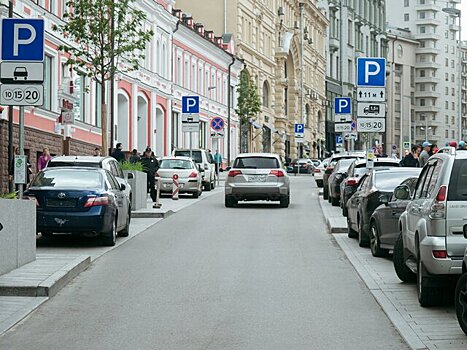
[211,117,224,131]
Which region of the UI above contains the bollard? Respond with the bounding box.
[153,177,162,208]
[172,174,179,200]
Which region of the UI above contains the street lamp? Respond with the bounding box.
[442,7,462,140]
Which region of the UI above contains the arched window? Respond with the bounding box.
[262,81,270,108]
[305,104,311,127]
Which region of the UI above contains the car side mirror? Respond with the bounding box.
[394,185,410,200]
[197,164,202,171]
[126,172,134,180]
[379,194,390,205]
[225,166,231,171]
[120,183,126,191]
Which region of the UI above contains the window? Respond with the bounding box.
[419,11,425,19]
[445,58,449,67]
[43,55,53,110]
[420,83,425,91]
[419,26,426,34]
[452,88,455,96]
[420,70,425,77]
[184,61,189,88]
[171,112,180,149]
[445,101,449,109]
[420,99,426,106]
[404,0,409,6]
[452,102,455,110]
[94,81,101,127]
[176,57,181,85]
[447,160,467,201]
[73,72,86,122]
[262,81,269,108]
[452,74,455,83]
[445,87,449,95]
[445,116,449,124]
[445,73,449,81]
[452,116,455,125]
[404,14,409,21]
[451,60,455,68]
[199,121,207,148]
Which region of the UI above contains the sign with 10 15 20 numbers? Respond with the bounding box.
[0,84,43,106]
[356,118,386,132]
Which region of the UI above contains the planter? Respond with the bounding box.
[0,199,36,276]
[124,170,147,211]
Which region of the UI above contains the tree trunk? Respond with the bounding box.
[101,82,108,156]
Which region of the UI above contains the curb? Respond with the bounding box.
[317,196,348,234]
[131,210,174,219]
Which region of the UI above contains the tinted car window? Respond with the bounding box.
[375,171,422,192]
[48,161,100,168]
[109,161,119,177]
[106,172,120,190]
[174,150,203,163]
[31,170,102,188]
[159,159,193,169]
[233,157,279,169]
[448,159,467,201]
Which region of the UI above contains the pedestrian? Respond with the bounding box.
[111,143,125,162]
[458,141,466,150]
[37,147,52,171]
[93,147,101,157]
[129,149,141,163]
[400,145,419,167]
[418,141,431,168]
[213,150,222,174]
[449,140,458,149]
[141,147,159,203]
[429,144,438,156]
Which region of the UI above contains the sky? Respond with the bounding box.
[460,0,467,40]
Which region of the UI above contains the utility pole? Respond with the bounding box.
[7,0,14,193]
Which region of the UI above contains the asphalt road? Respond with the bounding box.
[0,176,408,350]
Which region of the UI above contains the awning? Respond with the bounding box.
[250,120,262,129]
[263,123,277,133]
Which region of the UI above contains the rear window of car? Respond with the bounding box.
[31,169,102,188]
[374,170,421,192]
[159,159,193,170]
[48,161,100,168]
[354,168,368,177]
[233,157,279,169]
[174,150,202,163]
[336,158,354,171]
[448,159,467,201]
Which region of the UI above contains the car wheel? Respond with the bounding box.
[279,195,290,208]
[118,209,131,237]
[204,182,212,191]
[357,216,369,247]
[393,233,416,283]
[342,204,348,217]
[331,196,339,206]
[347,217,357,238]
[193,191,199,198]
[327,190,332,203]
[455,273,467,335]
[102,217,117,246]
[225,195,237,208]
[370,221,388,257]
[211,179,215,190]
[417,251,442,307]
[316,180,323,187]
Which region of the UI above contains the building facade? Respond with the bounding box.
[175,0,328,160]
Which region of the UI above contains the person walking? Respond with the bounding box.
[418,141,431,168]
[111,143,125,162]
[129,149,141,163]
[93,147,102,157]
[141,147,159,203]
[37,147,52,171]
[458,141,466,150]
[213,150,222,175]
[400,145,419,167]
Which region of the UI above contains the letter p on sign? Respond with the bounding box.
[1,19,44,61]
[357,57,386,87]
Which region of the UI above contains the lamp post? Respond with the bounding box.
[442,7,462,140]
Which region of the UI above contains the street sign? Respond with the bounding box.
[0,84,43,106]
[182,114,200,123]
[210,117,225,131]
[211,131,224,138]
[356,118,386,132]
[334,114,352,123]
[403,141,410,149]
[61,109,74,125]
[336,135,343,145]
[295,136,304,143]
[366,151,375,169]
[357,102,386,118]
[357,57,386,87]
[0,62,43,84]
[334,97,351,114]
[182,123,199,133]
[1,19,45,61]
[182,96,199,114]
[14,155,26,184]
[356,87,386,102]
[294,123,304,138]
[335,123,352,132]
[344,132,358,141]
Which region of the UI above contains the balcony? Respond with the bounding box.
[416,47,441,55]
[413,33,441,41]
[415,105,441,113]
[415,76,440,84]
[415,18,441,26]
[329,37,340,50]
[449,24,460,32]
[416,61,441,69]
[414,91,441,99]
[415,4,438,11]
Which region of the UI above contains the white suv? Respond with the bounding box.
[393,147,467,306]
[173,149,215,191]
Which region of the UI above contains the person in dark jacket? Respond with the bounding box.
[129,149,140,163]
[400,145,419,167]
[141,147,159,202]
[111,143,125,162]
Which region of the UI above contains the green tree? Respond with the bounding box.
[55,0,153,155]
[236,70,261,152]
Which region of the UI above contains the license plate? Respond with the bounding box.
[248,175,266,182]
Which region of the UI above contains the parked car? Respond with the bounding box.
[369,177,418,257]
[327,158,356,206]
[156,157,202,198]
[47,156,132,207]
[393,147,467,306]
[454,248,467,335]
[323,152,365,200]
[224,153,290,208]
[288,158,313,174]
[314,158,330,187]
[347,167,421,248]
[173,149,215,191]
[340,158,400,216]
[24,167,131,246]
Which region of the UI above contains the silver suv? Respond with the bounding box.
[454,248,467,335]
[225,153,290,208]
[393,147,467,306]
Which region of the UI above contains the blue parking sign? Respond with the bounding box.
[182,96,199,114]
[294,123,304,134]
[334,97,351,114]
[1,19,44,61]
[357,57,386,87]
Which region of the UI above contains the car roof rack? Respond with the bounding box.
[436,147,456,155]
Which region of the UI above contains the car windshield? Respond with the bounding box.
[233,157,279,169]
[375,170,421,192]
[336,158,355,171]
[159,159,193,170]
[31,169,102,188]
[48,161,100,168]
[174,150,202,163]
[354,167,368,177]
[448,159,467,201]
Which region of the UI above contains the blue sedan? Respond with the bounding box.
[24,167,131,246]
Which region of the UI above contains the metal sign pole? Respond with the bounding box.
[18,106,25,198]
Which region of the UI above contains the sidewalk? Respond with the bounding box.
[318,194,347,233]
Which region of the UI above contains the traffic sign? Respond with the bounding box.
[403,142,410,149]
[357,57,386,87]
[182,96,199,114]
[294,123,304,138]
[334,97,351,114]
[335,123,352,132]
[210,117,225,131]
[334,114,352,123]
[366,151,375,169]
[344,132,358,141]
[61,109,74,125]
[1,19,45,61]
[0,84,43,106]
[357,102,386,118]
[182,123,199,133]
[356,87,386,102]
[0,62,43,84]
[211,131,224,138]
[336,135,343,145]
[356,118,386,132]
[182,114,199,123]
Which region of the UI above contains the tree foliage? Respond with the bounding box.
[236,70,262,124]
